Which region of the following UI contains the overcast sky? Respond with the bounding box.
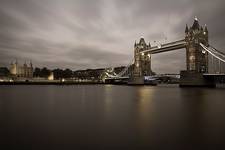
[0,0,225,73]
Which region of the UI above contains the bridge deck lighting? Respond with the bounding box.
[202,50,206,54]
[157,44,162,48]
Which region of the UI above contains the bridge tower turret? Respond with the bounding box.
[185,17,209,73]
[133,38,152,79]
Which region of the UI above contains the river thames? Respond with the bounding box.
[1,85,225,149]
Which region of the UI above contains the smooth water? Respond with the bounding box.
[0,85,225,149]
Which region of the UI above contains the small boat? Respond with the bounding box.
[127,76,158,85]
[144,76,158,86]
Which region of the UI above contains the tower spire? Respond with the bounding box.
[204,24,208,33]
[185,24,189,33]
[194,16,198,21]
[30,60,33,67]
[192,16,200,30]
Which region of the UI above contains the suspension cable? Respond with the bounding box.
[208,45,225,58]
[200,43,225,63]
[117,58,134,77]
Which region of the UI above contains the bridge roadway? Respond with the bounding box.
[104,76,129,80]
[203,73,225,76]
[142,39,186,54]
[203,73,225,84]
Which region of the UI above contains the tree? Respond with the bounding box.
[33,67,41,77]
[0,67,9,77]
[40,67,51,77]
[63,69,73,78]
[52,69,63,79]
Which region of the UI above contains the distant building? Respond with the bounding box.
[74,68,105,80]
[10,60,33,78]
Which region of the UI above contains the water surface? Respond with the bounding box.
[0,85,225,149]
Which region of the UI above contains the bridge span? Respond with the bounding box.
[142,39,186,54]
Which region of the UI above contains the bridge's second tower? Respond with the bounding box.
[185,17,209,73]
[180,17,214,87]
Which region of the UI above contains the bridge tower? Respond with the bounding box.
[131,38,152,84]
[180,17,214,87]
[185,17,209,73]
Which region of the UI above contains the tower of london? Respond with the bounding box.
[10,60,33,78]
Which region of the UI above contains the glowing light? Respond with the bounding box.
[48,72,54,80]
[62,78,65,82]
[141,53,144,56]
[202,50,206,54]
[136,63,139,67]
[148,54,151,57]
[194,16,198,21]
[190,56,195,61]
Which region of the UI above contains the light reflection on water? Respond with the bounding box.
[136,87,154,126]
[0,85,225,149]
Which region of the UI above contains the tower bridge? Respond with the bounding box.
[104,17,225,87]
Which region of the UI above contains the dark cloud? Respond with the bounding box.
[0,0,225,73]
